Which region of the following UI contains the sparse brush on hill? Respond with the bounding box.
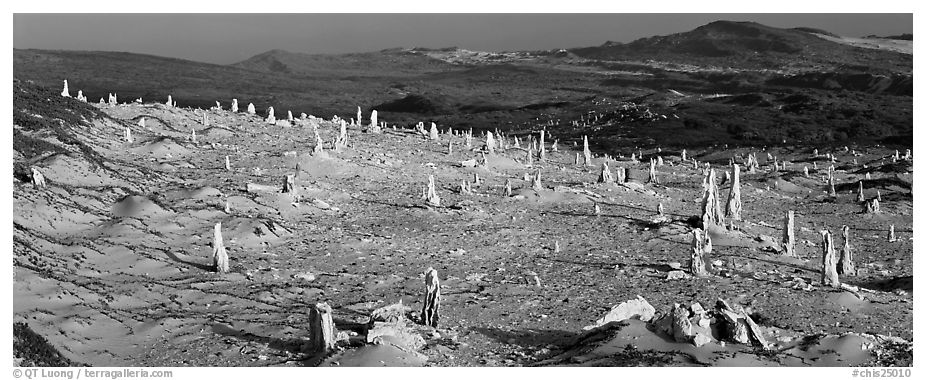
[12,79,117,174]
[14,322,86,367]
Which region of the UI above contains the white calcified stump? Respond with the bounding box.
[138,117,146,128]
[532,169,543,191]
[213,222,229,273]
[827,171,837,198]
[447,142,453,155]
[782,210,796,257]
[281,174,298,198]
[422,267,441,328]
[30,167,46,188]
[247,103,256,114]
[356,107,362,126]
[725,164,742,220]
[429,122,439,141]
[648,158,658,184]
[616,166,626,184]
[700,169,724,229]
[481,152,489,169]
[313,127,325,155]
[308,302,336,353]
[77,90,85,102]
[582,135,592,167]
[856,181,866,202]
[464,130,473,149]
[690,229,708,277]
[338,120,348,146]
[166,95,173,107]
[551,140,558,152]
[124,126,133,143]
[287,110,294,121]
[703,231,713,254]
[594,204,601,216]
[803,166,810,177]
[215,101,221,110]
[681,149,687,162]
[473,172,481,185]
[657,202,665,216]
[224,201,231,213]
[266,107,276,124]
[231,99,238,113]
[225,156,231,171]
[370,110,378,131]
[514,137,521,149]
[202,113,209,127]
[599,162,614,184]
[191,128,197,144]
[504,179,512,197]
[526,146,534,167]
[574,153,580,166]
[657,156,664,166]
[820,230,839,288]
[746,153,758,173]
[61,79,70,97]
[876,190,882,202]
[485,131,496,154]
[838,225,855,276]
[888,225,896,242]
[424,175,441,207]
[539,130,546,161]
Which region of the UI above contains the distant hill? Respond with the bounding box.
[13,48,388,116]
[570,20,912,74]
[231,48,462,77]
[865,33,913,41]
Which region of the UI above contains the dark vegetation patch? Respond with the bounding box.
[12,80,113,171]
[373,94,454,115]
[14,322,86,367]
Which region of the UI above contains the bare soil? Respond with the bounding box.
[13,91,913,366]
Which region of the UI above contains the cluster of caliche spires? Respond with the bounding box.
[38,78,907,353]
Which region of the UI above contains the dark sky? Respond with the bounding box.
[13,13,913,65]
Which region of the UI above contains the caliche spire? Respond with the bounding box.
[213,223,229,273]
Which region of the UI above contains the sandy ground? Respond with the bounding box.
[13,101,912,366]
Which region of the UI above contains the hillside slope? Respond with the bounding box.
[570,21,912,74]
[231,48,463,76]
[12,80,913,367]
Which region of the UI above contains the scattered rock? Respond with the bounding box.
[293,272,316,282]
[584,295,656,330]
